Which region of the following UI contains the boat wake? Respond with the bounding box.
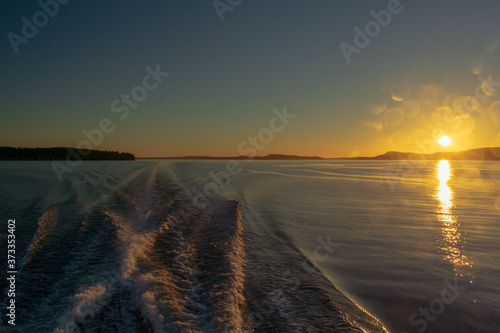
[1,162,387,332]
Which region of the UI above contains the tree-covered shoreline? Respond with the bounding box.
[0,147,135,161]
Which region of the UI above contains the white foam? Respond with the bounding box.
[23,206,59,265]
[54,281,112,333]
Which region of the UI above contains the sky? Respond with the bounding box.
[1,0,500,158]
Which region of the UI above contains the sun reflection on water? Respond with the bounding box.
[435,160,473,281]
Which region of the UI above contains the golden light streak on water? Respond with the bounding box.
[435,161,473,282]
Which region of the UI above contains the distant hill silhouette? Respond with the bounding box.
[349,147,500,161]
[0,147,135,160]
[141,148,500,161]
[140,154,323,160]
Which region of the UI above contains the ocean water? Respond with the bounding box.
[0,160,499,332]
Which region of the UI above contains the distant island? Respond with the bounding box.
[0,147,135,161]
[139,147,500,161]
[139,154,324,160]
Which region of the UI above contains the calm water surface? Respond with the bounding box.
[0,160,499,332]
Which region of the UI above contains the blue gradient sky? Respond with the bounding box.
[1,0,500,157]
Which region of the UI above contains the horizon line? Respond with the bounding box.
[2,145,500,160]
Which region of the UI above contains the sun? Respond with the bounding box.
[438,135,452,147]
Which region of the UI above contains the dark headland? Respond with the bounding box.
[0,147,135,160]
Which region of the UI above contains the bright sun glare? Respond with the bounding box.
[438,135,452,147]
